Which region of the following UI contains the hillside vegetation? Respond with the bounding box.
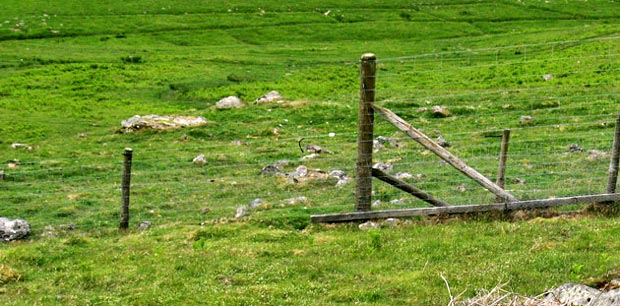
[1,1,620,305]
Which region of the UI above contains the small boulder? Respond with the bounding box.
[568,144,584,152]
[358,221,379,231]
[216,96,243,109]
[193,154,207,165]
[430,105,450,117]
[0,217,30,242]
[137,221,151,231]
[520,115,533,125]
[254,91,284,104]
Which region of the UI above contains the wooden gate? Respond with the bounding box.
[311,53,620,223]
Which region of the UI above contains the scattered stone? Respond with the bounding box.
[216,96,243,109]
[568,143,584,152]
[261,165,285,176]
[329,170,350,187]
[543,283,601,305]
[137,221,151,231]
[300,153,319,161]
[304,144,333,154]
[381,218,400,228]
[0,170,3,181]
[542,73,553,81]
[0,217,30,242]
[358,221,379,231]
[249,198,264,208]
[234,206,249,218]
[389,198,407,205]
[520,115,533,125]
[199,207,212,214]
[272,160,289,169]
[375,136,401,148]
[456,184,467,192]
[192,154,207,165]
[11,143,32,150]
[254,91,284,104]
[120,114,207,133]
[436,136,451,148]
[430,105,450,117]
[7,160,19,169]
[394,172,414,180]
[372,200,382,207]
[282,196,308,206]
[417,107,428,113]
[372,162,393,172]
[181,134,189,141]
[77,133,87,138]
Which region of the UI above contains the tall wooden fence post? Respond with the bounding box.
[356,53,376,212]
[496,129,511,202]
[607,114,620,194]
[120,148,133,230]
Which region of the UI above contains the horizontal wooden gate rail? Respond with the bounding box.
[311,193,620,223]
[310,53,620,223]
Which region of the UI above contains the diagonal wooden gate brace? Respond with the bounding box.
[372,168,449,207]
[371,103,518,203]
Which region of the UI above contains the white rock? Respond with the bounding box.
[216,96,243,109]
[234,206,249,218]
[192,154,207,165]
[254,91,284,104]
[358,221,379,231]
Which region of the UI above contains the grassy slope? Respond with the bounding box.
[1,0,620,304]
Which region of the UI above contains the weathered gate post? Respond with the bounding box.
[607,114,620,194]
[356,53,376,211]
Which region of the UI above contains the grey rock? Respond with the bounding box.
[0,170,3,181]
[593,289,620,305]
[234,206,249,218]
[543,283,600,305]
[436,136,451,148]
[249,198,264,208]
[304,144,333,154]
[192,154,207,165]
[569,143,584,152]
[120,114,207,133]
[254,91,284,104]
[542,73,553,81]
[216,96,243,109]
[430,105,450,117]
[372,162,393,172]
[520,115,533,125]
[137,221,151,231]
[261,165,285,176]
[358,221,379,231]
[0,217,30,241]
[282,196,308,206]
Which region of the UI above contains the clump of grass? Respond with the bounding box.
[0,264,23,284]
[445,281,559,306]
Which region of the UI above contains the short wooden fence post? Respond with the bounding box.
[120,148,133,230]
[356,53,377,212]
[607,114,620,194]
[496,129,511,202]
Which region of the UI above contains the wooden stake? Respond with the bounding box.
[496,129,511,202]
[607,114,620,194]
[372,168,449,207]
[371,103,518,203]
[120,148,133,230]
[355,53,376,212]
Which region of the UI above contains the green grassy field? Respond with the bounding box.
[1,1,620,305]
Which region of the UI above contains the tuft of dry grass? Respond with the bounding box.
[0,264,23,284]
[442,276,561,306]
